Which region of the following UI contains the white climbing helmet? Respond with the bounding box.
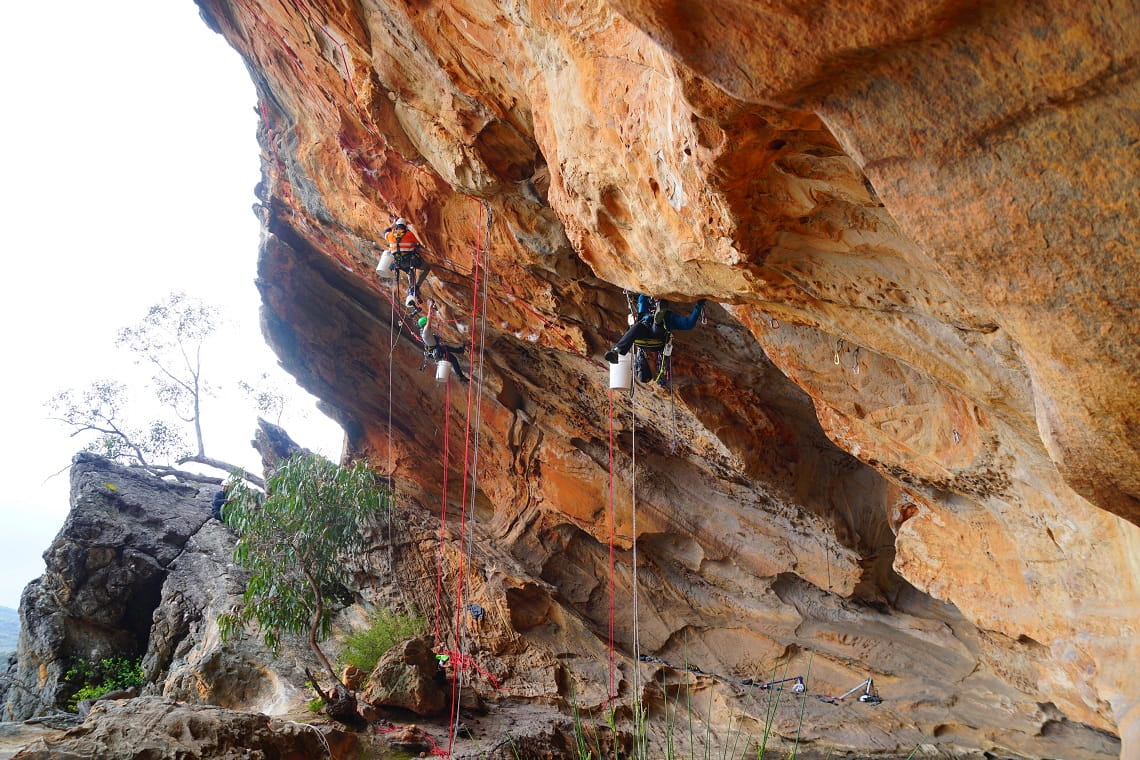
[394,217,407,227]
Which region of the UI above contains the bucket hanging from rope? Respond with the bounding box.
[609,352,632,390]
[435,359,452,383]
[376,251,396,278]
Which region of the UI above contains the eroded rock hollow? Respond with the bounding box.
[195,0,1138,756]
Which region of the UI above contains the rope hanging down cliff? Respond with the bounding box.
[445,200,494,755]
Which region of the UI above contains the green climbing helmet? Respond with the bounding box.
[418,316,428,327]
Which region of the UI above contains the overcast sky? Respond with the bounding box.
[0,1,344,609]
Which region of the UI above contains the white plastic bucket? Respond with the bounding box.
[435,359,452,383]
[376,251,396,278]
[608,352,632,390]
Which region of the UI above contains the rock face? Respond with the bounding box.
[3,454,305,721]
[142,519,308,713]
[3,454,214,719]
[9,697,336,760]
[193,0,1138,758]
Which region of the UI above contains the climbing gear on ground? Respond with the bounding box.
[819,677,881,705]
[748,675,806,693]
[638,651,884,707]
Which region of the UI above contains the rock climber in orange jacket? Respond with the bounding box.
[382,218,431,313]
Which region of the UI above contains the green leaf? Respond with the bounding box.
[218,453,390,670]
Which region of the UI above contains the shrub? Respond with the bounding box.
[63,656,144,711]
[219,453,388,688]
[340,608,426,673]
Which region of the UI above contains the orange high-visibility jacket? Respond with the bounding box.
[385,227,420,253]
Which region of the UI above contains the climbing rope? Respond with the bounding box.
[433,371,452,645]
[629,382,643,710]
[669,359,678,455]
[446,201,492,754]
[606,388,617,702]
[826,542,832,594]
[386,276,397,584]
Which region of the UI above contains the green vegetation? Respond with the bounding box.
[219,453,388,686]
[62,656,144,711]
[341,607,426,673]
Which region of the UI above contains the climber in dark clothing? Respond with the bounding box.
[419,316,468,382]
[605,295,705,382]
[211,488,228,521]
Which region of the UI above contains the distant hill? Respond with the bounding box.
[0,605,19,654]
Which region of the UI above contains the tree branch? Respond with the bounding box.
[145,465,224,485]
[176,454,265,489]
[52,416,152,468]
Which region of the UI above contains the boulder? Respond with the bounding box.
[3,454,311,721]
[361,635,446,716]
[2,454,213,720]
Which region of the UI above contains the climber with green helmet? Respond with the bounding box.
[419,315,468,382]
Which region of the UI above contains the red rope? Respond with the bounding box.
[374,725,450,757]
[439,649,503,690]
[500,288,586,358]
[446,206,484,754]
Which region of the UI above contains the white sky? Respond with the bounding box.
[0,1,345,608]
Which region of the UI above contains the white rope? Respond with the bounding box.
[629,380,642,745]
[669,355,677,454]
[387,277,398,570]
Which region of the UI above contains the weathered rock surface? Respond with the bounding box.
[3,454,308,721]
[0,722,65,760]
[192,0,1138,757]
[9,697,336,760]
[142,519,308,713]
[3,454,214,720]
[362,634,447,716]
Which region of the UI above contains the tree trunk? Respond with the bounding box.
[300,566,339,686]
